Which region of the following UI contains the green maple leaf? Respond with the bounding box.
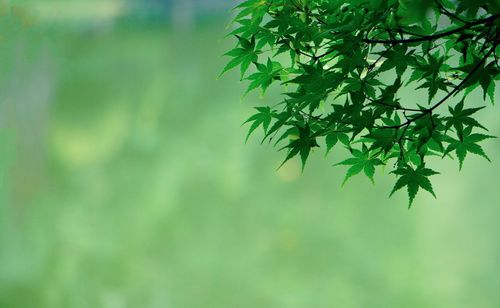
[220,36,259,78]
[325,131,349,155]
[233,0,268,21]
[458,56,499,103]
[245,58,282,95]
[390,164,439,207]
[279,124,319,171]
[365,128,397,154]
[377,45,416,76]
[416,77,450,103]
[445,99,487,138]
[410,113,444,155]
[335,146,384,185]
[411,53,451,102]
[243,106,274,142]
[443,126,496,170]
[456,0,498,18]
[229,18,262,39]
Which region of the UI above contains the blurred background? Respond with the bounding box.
[0,0,500,307]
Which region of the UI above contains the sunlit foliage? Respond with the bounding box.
[223,0,500,206]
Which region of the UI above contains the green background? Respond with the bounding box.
[1,1,500,307]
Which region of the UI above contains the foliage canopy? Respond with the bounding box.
[222,0,500,207]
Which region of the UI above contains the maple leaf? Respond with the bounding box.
[443,126,496,170]
[390,164,439,207]
[279,124,319,171]
[335,146,384,185]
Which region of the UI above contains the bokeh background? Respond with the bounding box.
[1,1,500,307]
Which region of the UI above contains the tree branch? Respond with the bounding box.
[363,14,499,44]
